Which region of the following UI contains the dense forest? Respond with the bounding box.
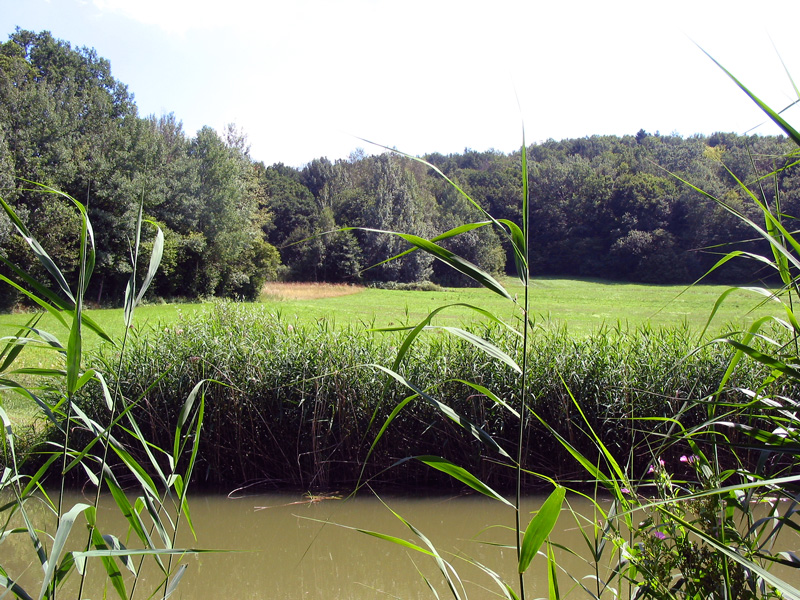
[1,28,798,310]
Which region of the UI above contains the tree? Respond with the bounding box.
[357,154,434,283]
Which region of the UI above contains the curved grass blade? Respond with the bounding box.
[356,221,496,268]
[519,486,565,574]
[370,364,511,459]
[0,568,34,600]
[0,273,69,329]
[499,218,528,286]
[0,382,59,427]
[722,338,800,379]
[0,195,74,304]
[439,326,521,374]
[164,563,188,600]
[135,220,164,306]
[0,316,41,372]
[416,456,513,507]
[452,379,519,418]
[358,227,511,300]
[370,302,520,378]
[38,502,91,600]
[547,542,560,600]
[698,44,800,146]
[85,506,127,599]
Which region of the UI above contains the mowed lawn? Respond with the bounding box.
[0,277,784,359]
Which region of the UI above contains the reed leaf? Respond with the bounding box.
[0,194,74,304]
[359,227,511,300]
[0,570,33,600]
[546,542,560,600]
[164,564,188,600]
[370,364,511,459]
[451,379,519,418]
[38,502,91,600]
[518,486,565,574]
[84,506,127,599]
[415,456,513,507]
[438,326,521,374]
[699,44,800,146]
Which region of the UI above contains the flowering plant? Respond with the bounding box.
[612,445,784,600]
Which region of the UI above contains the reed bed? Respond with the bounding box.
[76,301,788,491]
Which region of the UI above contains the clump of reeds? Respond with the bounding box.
[79,301,788,493]
[0,184,207,600]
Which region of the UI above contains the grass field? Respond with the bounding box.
[0,277,782,355]
[0,276,782,405]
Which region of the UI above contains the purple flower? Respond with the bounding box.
[652,531,667,540]
[680,455,698,465]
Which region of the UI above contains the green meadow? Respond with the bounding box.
[2,276,780,436]
[0,276,780,356]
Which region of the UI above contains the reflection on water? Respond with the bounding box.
[5,491,800,599]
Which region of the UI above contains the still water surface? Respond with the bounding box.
[6,491,799,599]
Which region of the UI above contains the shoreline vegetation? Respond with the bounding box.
[72,300,790,492]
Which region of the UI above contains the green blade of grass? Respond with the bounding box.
[416,456,513,507]
[519,486,565,574]
[359,227,512,300]
[38,502,91,600]
[698,44,800,146]
[0,194,75,304]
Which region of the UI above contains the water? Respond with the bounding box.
[5,491,799,599]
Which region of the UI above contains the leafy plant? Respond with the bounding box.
[338,52,800,600]
[546,54,800,600]
[0,182,209,599]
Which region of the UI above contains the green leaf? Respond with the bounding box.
[519,486,565,574]
[85,507,128,599]
[360,227,512,300]
[0,570,34,600]
[547,542,560,600]
[370,364,511,459]
[416,456,513,507]
[724,338,800,379]
[451,379,519,418]
[0,194,75,303]
[164,564,188,599]
[698,45,800,146]
[439,326,521,374]
[38,503,91,600]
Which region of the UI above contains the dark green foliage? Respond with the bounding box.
[2,27,800,304]
[80,303,787,490]
[0,30,281,304]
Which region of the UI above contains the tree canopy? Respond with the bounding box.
[2,28,797,310]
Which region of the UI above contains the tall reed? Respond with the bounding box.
[81,306,787,491]
[0,182,208,600]
[332,53,800,599]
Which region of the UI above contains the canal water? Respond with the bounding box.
[5,491,799,599]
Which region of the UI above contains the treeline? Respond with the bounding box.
[2,28,798,310]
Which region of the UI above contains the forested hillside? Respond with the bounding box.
[1,28,797,309]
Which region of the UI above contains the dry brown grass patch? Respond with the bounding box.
[260,281,365,301]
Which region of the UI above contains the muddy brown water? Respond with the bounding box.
[5,491,800,599]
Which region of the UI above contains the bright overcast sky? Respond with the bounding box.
[2,0,799,167]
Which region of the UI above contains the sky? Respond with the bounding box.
[1,0,799,167]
